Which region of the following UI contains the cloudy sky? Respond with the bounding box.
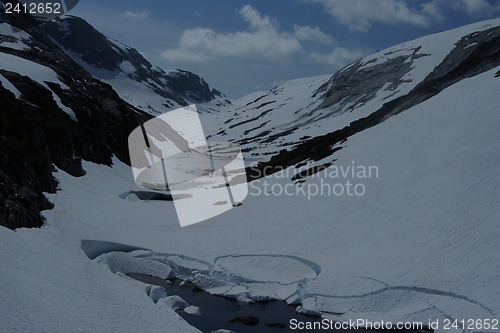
[70,0,500,98]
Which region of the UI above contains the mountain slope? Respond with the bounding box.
[40,16,230,115]
[0,7,229,230]
[3,65,497,333]
[1,6,499,333]
[0,7,152,229]
[206,18,500,173]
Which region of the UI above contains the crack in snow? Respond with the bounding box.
[82,239,496,322]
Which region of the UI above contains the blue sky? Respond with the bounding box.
[70,0,500,98]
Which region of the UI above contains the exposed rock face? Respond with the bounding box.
[313,47,422,116]
[206,20,499,171]
[246,26,500,180]
[228,316,259,326]
[40,16,223,106]
[1,2,499,229]
[0,3,231,229]
[0,4,150,229]
[167,69,223,103]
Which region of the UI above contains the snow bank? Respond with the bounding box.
[21,66,497,332]
[1,21,499,333]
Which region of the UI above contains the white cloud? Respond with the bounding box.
[240,4,277,31]
[420,2,444,22]
[310,47,365,68]
[452,0,500,16]
[293,25,334,44]
[122,10,150,21]
[420,0,500,21]
[162,5,315,63]
[306,0,432,31]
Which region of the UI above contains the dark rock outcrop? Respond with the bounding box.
[247,26,500,180]
[40,16,223,106]
[228,316,259,326]
[0,2,150,229]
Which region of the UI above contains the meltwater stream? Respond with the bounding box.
[127,273,409,333]
[128,273,321,332]
[82,240,428,333]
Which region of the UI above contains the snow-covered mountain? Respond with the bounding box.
[1,4,500,333]
[205,18,500,172]
[41,16,230,114]
[0,7,154,230]
[0,9,227,230]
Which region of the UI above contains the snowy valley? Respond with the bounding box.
[1,4,500,333]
